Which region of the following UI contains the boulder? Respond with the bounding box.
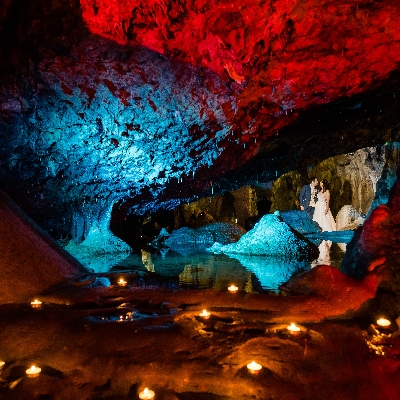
[163,222,246,256]
[336,205,365,231]
[280,210,321,235]
[0,190,86,304]
[207,213,318,258]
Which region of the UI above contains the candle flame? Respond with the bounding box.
[144,388,149,394]
[377,318,391,327]
[247,361,262,371]
[287,323,300,332]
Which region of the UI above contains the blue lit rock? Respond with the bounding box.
[64,201,131,272]
[208,214,318,258]
[163,222,246,256]
[280,210,321,235]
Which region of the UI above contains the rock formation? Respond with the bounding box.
[208,213,318,258]
[1,1,400,240]
[341,166,400,316]
[336,205,365,231]
[0,190,85,304]
[163,222,246,256]
[270,143,400,217]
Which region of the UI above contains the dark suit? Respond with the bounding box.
[299,184,318,219]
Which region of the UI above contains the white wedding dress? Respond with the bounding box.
[313,192,336,232]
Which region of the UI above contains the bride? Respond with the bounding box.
[313,179,336,232]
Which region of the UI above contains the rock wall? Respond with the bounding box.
[341,166,400,317]
[175,186,257,228]
[270,143,400,218]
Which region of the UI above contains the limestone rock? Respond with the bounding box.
[336,205,365,231]
[270,145,400,218]
[164,222,246,256]
[280,210,321,235]
[207,214,318,258]
[0,190,85,304]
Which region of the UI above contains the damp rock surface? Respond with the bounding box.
[208,214,318,258]
[163,222,247,255]
[0,190,86,305]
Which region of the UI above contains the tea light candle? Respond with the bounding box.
[376,318,391,328]
[247,361,262,374]
[118,278,127,286]
[287,323,301,332]
[139,387,155,399]
[26,365,41,378]
[228,285,238,293]
[30,299,42,309]
[199,309,211,319]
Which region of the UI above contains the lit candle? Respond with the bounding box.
[228,285,238,293]
[247,361,262,374]
[118,278,127,286]
[26,365,41,378]
[139,387,155,399]
[287,323,301,332]
[199,309,211,319]
[30,299,42,309]
[376,318,391,328]
[0,360,5,369]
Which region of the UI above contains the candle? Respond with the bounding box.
[228,285,238,293]
[0,361,4,369]
[118,278,127,286]
[287,323,301,332]
[376,318,391,328]
[247,361,262,374]
[26,365,41,378]
[199,309,211,319]
[139,388,155,399]
[30,299,42,309]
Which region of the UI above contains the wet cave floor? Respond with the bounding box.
[1,273,400,400]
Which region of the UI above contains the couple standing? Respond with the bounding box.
[299,176,336,232]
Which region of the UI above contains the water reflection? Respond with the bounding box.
[311,240,347,269]
[115,251,314,292]
[85,233,353,292]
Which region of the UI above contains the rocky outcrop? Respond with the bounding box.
[280,210,321,235]
[208,213,318,258]
[341,167,400,315]
[176,186,258,229]
[0,190,85,304]
[163,222,246,256]
[336,205,365,231]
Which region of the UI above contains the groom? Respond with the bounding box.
[299,176,318,219]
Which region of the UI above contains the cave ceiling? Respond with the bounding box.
[1,0,400,229]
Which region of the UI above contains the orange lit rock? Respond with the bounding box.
[0,190,86,304]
